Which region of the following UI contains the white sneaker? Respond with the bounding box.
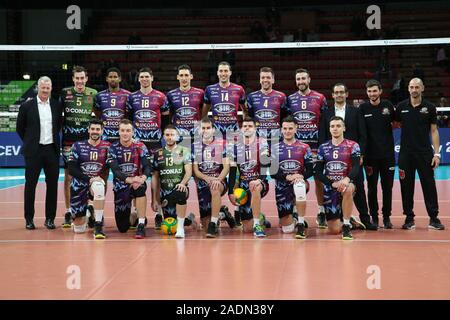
[175,228,185,238]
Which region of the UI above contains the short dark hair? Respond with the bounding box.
[329,116,345,126]
[260,67,274,76]
[295,68,310,77]
[332,83,348,93]
[177,64,192,73]
[366,79,382,90]
[106,67,121,78]
[281,115,297,126]
[200,116,214,126]
[72,65,87,76]
[164,124,178,133]
[242,116,256,125]
[138,67,153,77]
[89,119,104,128]
[119,119,133,128]
[218,61,232,71]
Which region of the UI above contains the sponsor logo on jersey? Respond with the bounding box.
[293,110,316,122]
[104,108,125,119]
[382,108,391,115]
[326,161,347,173]
[279,160,301,172]
[214,103,234,114]
[160,168,183,175]
[119,163,137,174]
[65,107,92,114]
[255,109,278,120]
[240,160,257,172]
[81,162,103,174]
[177,107,197,118]
[420,107,429,114]
[136,109,157,119]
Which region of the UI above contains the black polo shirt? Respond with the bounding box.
[359,99,395,159]
[394,98,437,154]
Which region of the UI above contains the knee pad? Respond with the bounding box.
[90,180,105,201]
[72,221,87,233]
[293,181,306,202]
[281,222,296,234]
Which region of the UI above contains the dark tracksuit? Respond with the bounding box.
[359,100,395,219]
[394,99,440,221]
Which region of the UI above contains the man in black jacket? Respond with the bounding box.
[319,83,377,230]
[16,76,62,230]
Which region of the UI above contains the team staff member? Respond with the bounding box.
[319,83,377,230]
[395,78,445,230]
[359,80,395,229]
[16,76,62,230]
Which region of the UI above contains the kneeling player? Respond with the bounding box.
[228,117,270,237]
[107,119,152,239]
[315,116,361,240]
[152,125,195,239]
[273,116,314,239]
[67,119,109,239]
[193,117,233,238]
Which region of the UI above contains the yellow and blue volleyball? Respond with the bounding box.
[233,188,248,205]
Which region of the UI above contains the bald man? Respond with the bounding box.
[394,78,444,230]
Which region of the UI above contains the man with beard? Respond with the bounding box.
[286,68,328,229]
[67,119,109,238]
[359,80,395,228]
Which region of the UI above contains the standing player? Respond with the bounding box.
[107,119,152,239]
[193,117,233,238]
[395,78,445,230]
[202,61,245,224]
[61,66,97,228]
[127,67,169,229]
[315,116,361,240]
[67,119,109,239]
[286,68,328,229]
[273,116,314,239]
[95,67,131,143]
[359,80,395,228]
[151,125,195,239]
[227,117,270,237]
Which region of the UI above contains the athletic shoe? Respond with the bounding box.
[361,217,378,230]
[175,227,185,238]
[429,218,445,230]
[295,223,306,239]
[383,217,393,229]
[62,211,72,228]
[402,219,415,230]
[350,216,366,230]
[220,205,237,229]
[87,205,95,229]
[94,222,106,239]
[316,212,328,229]
[342,224,353,240]
[260,213,271,229]
[154,213,163,230]
[206,222,218,238]
[186,213,198,230]
[253,224,266,237]
[135,223,146,239]
[371,215,379,228]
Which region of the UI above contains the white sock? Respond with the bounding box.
[95,210,103,222]
[131,206,137,213]
[293,206,298,214]
[66,207,70,213]
[234,206,239,213]
[253,218,260,227]
[211,216,219,224]
[343,218,351,226]
[218,211,225,219]
[177,217,185,230]
[138,218,145,225]
[297,216,305,224]
[318,206,325,214]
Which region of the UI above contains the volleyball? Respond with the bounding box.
[161,217,178,235]
[233,188,248,205]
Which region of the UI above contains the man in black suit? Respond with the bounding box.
[318,83,377,230]
[16,76,62,230]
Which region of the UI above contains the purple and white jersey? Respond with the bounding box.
[228,137,269,182]
[165,87,204,136]
[317,139,360,182]
[193,138,226,178]
[127,89,168,142]
[69,140,110,184]
[246,89,287,135]
[95,88,130,141]
[275,140,313,177]
[204,82,245,132]
[286,90,327,150]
